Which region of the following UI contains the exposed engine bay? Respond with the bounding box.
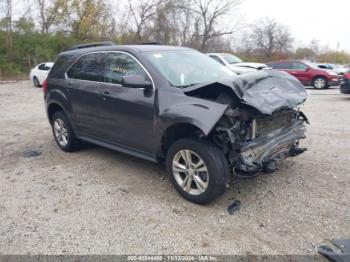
[183,70,308,175]
[211,105,307,174]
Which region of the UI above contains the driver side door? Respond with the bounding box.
[291,62,310,84]
[98,52,156,155]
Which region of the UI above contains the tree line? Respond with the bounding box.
[0,0,349,79]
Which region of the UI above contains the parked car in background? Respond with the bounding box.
[317,63,348,75]
[267,60,340,89]
[45,43,308,204]
[207,53,269,74]
[340,71,350,94]
[29,62,54,87]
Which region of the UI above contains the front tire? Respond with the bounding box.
[166,138,229,204]
[51,111,80,152]
[312,76,328,89]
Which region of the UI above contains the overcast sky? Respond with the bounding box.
[241,0,350,51]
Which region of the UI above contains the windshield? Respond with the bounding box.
[221,54,242,64]
[145,50,236,87]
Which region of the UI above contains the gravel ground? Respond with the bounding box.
[0,81,349,256]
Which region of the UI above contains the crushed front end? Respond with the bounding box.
[212,107,308,174]
[183,70,309,175]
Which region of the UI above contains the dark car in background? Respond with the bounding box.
[340,71,350,94]
[44,43,308,204]
[267,60,340,89]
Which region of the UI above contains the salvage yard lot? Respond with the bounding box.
[0,81,349,255]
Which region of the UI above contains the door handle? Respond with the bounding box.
[101,91,110,100]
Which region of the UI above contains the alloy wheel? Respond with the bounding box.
[314,78,326,89]
[53,118,69,147]
[172,149,209,195]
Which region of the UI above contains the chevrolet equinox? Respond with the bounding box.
[44,43,308,204]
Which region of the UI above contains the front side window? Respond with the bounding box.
[67,53,105,82]
[104,53,147,85]
[145,50,235,88]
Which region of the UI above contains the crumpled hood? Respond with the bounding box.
[183,70,307,115]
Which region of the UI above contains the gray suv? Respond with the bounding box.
[44,43,308,204]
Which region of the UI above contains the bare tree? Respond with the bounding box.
[3,0,13,62]
[247,17,293,60]
[128,0,168,42]
[35,0,67,34]
[189,0,241,51]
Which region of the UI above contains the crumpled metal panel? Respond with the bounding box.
[183,70,307,115]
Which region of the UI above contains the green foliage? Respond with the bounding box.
[0,28,81,77]
[14,17,35,35]
[318,51,350,64]
[294,48,317,61]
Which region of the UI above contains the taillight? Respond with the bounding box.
[42,79,48,94]
[343,73,350,79]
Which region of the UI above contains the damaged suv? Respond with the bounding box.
[45,44,308,204]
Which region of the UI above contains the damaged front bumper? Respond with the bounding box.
[238,119,306,173]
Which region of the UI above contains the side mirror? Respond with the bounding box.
[121,75,152,89]
[305,67,311,72]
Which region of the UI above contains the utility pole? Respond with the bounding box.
[5,0,13,63]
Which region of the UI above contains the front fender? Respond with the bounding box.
[158,102,228,136]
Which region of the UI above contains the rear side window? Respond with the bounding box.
[49,54,75,79]
[104,53,147,85]
[38,64,51,71]
[67,53,105,82]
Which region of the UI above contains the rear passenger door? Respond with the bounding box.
[66,52,107,137]
[98,52,155,154]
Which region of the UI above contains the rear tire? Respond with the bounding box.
[312,76,328,89]
[33,77,41,87]
[166,138,229,204]
[51,111,80,152]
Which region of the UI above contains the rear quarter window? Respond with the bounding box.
[48,54,75,79]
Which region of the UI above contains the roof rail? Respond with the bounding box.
[139,42,161,45]
[69,41,116,50]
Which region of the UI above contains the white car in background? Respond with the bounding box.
[207,53,269,74]
[317,63,348,75]
[29,62,54,87]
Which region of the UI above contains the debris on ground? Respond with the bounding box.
[227,200,241,215]
[22,149,42,158]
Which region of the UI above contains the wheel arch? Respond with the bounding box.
[312,75,328,83]
[159,122,206,158]
[47,102,65,122]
